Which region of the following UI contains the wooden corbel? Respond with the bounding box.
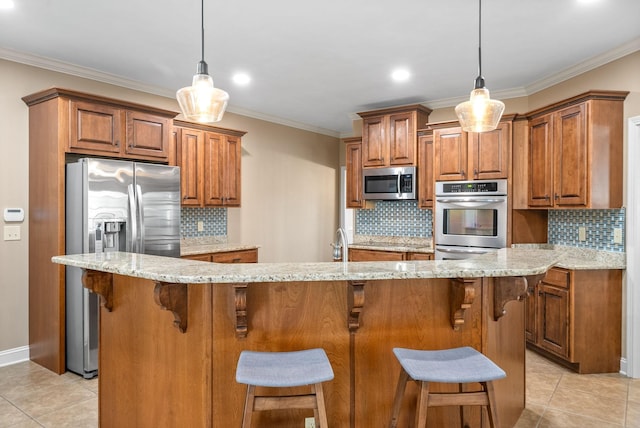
[153,282,188,333]
[82,270,113,312]
[493,273,545,321]
[233,283,249,338]
[450,278,476,331]
[347,280,366,332]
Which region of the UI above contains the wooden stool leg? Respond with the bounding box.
[389,368,410,428]
[242,385,256,428]
[415,381,430,428]
[314,383,330,428]
[484,381,499,428]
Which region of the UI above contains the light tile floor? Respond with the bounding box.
[0,350,639,427]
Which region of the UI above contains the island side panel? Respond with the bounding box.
[354,278,485,428]
[210,281,351,427]
[98,275,213,428]
[484,278,526,428]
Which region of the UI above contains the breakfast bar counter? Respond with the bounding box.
[53,249,561,428]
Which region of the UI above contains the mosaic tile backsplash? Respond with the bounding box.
[356,200,432,238]
[548,209,625,252]
[181,207,227,238]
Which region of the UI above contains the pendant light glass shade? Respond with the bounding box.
[176,0,228,123]
[455,0,503,133]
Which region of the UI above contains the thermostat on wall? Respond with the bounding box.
[4,208,25,222]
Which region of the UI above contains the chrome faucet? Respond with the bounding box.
[331,227,349,266]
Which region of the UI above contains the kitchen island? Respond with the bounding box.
[53,248,561,428]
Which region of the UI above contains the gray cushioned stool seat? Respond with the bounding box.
[236,348,334,387]
[393,346,506,383]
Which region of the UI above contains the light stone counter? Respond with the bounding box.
[349,235,433,253]
[52,247,561,284]
[180,236,259,257]
[512,244,625,270]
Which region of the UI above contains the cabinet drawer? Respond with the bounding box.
[211,249,258,263]
[542,267,570,288]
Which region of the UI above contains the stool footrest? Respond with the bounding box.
[254,394,318,411]
[427,391,490,407]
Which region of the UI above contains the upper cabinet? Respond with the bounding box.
[358,105,431,168]
[432,118,513,181]
[417,131,434,208]
[525,91,628,209]
[22,89,177,161]
[174,120,246,207]
[344,137,367,209]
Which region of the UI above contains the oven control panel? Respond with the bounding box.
[436,179,507,196]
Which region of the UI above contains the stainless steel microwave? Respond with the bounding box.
[362,166,417,200]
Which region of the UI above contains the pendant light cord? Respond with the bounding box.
[477,0,482,79]
[201,0,205,63]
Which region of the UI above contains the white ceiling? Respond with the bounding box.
[1,0,639,137]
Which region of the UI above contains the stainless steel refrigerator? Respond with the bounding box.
[65,158,181,378]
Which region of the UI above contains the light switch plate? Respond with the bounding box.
[197,221,204,232]
[614,228,623,244]
[578,226,586,241]
[3,225,20,241]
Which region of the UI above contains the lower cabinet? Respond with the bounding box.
[183,248,258,263]
[525,267,622,373]
[349,248,433,261]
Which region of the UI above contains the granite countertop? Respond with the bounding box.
[180,237,259,257]
[52,247,561,284]
[511,244,625,270]
[348,235,433,254]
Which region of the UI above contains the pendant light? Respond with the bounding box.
[176,0,229,123]
[455,0,504,133]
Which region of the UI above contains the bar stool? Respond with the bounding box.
[389,346,506,428]
[235,348,334,428]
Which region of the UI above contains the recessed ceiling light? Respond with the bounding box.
[576,0,601,4]
[232,72,251,86]
[391,68,411,82]
[0,0,15,10]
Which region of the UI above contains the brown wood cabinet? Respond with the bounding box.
[358,105,431,168]
[525,267,622,373]
[344,137,366,209]
[526,91,628,208]
[69,98,172,161]
[417,131,434,208]
[21,88,178,374]
[349,248,433,261]
[174,120,246,207]
[182,248,258,263]
[432,119,512,181]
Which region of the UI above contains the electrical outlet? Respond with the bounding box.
[3,225,20,241]
[304,417,316,428]
[197,221,204,232]
[614,228,623,244]
[578,226,586,242]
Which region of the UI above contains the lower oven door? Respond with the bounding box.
[434,245,498,260]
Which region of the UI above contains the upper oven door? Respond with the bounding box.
[435,196,507,248]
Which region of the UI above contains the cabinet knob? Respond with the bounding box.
[554,193,559,200]
[474,168,478,178]
[461,169,466,178]
[544,195,550,200]
[115,140,120,147]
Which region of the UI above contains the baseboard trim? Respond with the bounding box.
[0,346,30,367]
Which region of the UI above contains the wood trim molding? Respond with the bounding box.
[81,270,113,312]
[347,281,366,332]
[450,278,476,331]
[233,283,249,338]
[153,282,188,333]
[493,274,545,321]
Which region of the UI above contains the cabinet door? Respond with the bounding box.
[388,111,415,165]
[69,101,122,154]
[182,254,212,262]
[407,252,432,260]
[537,282,570,358]
[417,134,434,208]
[554,104,588,207]
[525,282,537,343]
[346,140,365,208]
[125,111,170,160]
[362,115,387,167]
[177,128,204,206]
[433,127,468,181]
[528,114,554,207]
[223,135,242,207]
[203,132,225,206]
[349,249,406,261]
[469,121,510,180]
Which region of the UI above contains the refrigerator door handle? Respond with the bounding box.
[136,184,145,254]
[127,184,137,253]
